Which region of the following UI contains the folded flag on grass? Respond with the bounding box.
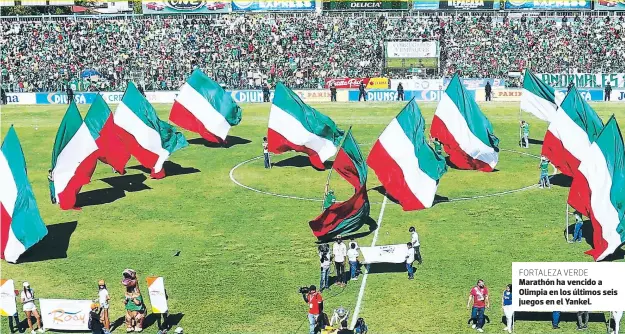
[431,73,499,172]
[268,83,344,170]
[170,69,242,144]
[520,69,561,122]
[85,94,130,174]
[568,116,625,261]
[368,98,447,211]
[309,128,370,240]
[114,82,188,179]
[51,101,99,210]
[542,86,604,177]
[1,126,48,263]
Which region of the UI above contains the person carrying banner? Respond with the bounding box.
[47,169,56,204]
[405,242,415,280]
[21,282,44,334]
[347,243,359,281]
[323,184,336,210]
[409,227,422,265]
[605,82,612,101]
[432,137,443,156]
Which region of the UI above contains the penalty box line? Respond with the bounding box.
[350,195,388,329]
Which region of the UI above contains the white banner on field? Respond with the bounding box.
[360,244,408,264]
[146,277,168,314]
[0,279,17,316]
[512,262,625,312]
[386,41,438,59]
[40,299,91,330]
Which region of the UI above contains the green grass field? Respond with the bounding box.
[1,101,624,334]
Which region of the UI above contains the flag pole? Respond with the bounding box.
[321,126,352,211]
[566,204,571,243]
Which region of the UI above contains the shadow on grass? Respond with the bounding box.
[110,315,125,332]
[128,161,200,177]
[188,135,251,148]
[77,174,150,207]
[315,216,379,244]
[444,156,499,172]
[551,174,573,188]
[529,138,544,145]
[564,215,625,261]
[273,155,333,170]
[143,312,185,331]
[18,221,77,263]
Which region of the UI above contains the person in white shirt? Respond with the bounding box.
[347,243,360,281]
[405,242,415,280]
[332,235,347,287]
[98,280,111,333]
[612,311,623,334]
[262,137,270,169]
[409,227,422,265]
[21,282,44,334]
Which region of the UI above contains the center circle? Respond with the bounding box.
[229,148,550,205]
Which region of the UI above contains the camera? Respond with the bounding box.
[318,244,329,253]
[298,286,309,294]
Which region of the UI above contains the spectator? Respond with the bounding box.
[605,82,612,101]
[333,235,347,287]
[347,242,359,281]
[330,82,336,102]
[467,279,489,333]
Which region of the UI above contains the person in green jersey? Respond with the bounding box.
[520,121,530,148]
[323,184,336,210]
[48,169,56,204]
[538,156,551,188]
[432,137,443,156]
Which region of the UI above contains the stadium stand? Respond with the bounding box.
[1,13,624,92]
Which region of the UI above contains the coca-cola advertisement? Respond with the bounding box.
[324,77,389,89]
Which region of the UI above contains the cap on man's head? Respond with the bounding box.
[23,282,30,288]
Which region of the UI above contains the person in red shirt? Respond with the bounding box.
[302,285,323,334]
[467,279,489,333]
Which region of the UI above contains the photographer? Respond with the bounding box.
[301,285,323,334]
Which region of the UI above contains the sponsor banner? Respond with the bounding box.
[555,89,604,102]
[390,79,443,91]
[360,244,409,264]
[438,0,497,10]
[324,78,389,89]
[100,92,125,104]
[232,0,316,11]
[386,41,438,59]
[323,0,409,10]
[348,89,472,102]
[5,93,36,105]
[146,277,168,314]
[504,0,592,10]
[40,299,91,331]
[538,73,625,88]
[475,88,523,102]
[143,1,230,14]
[35,92,98,105]
[230,90,268,103]
[144,91,178,104]
[595,0,625,10]
[443,78,506,90]
[0,279,17,317]
[293,90,348,103]
[610,90,625,101]
[412,0,439,9]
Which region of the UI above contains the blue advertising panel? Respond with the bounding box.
[412,0,439,9]
[594,0,625,10]
[555,89,604,102]
[347,89,475,102]
[504,0,591,10]
[35,92,99,104]
[229,90,268,103]
[232,0,316,11]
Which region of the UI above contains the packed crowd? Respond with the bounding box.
[1,13,624,92]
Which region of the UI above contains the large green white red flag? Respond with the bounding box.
[170,69,242,144]
[309,129,370,239]
[51,101,99,210]
[568,116,625,261]
[368,98,447,211]
[85,94,130,174]
[520,69,561,122]
[268,83,344,170]
[542,86,604,177]
[431,74,499,172]
[114,82,188,179]
[1,126,48,263]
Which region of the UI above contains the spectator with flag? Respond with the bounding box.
[368,98,447,211]
[268,83,343,170]
[1,126,48,263]
[567,116,625,261]
[538,156,551,189]
[520,121,529,148]
[431,74,499,172]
